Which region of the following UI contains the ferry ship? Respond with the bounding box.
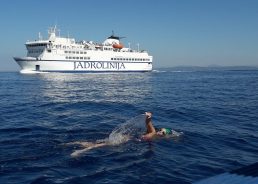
[14,26,153,72]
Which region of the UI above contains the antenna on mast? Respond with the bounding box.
[57,29,60,37]
[38,32,42,40]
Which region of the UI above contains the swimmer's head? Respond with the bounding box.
[156,128,167,136]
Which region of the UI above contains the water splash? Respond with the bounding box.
[20,70,49,74]
[170,130,184,137]
[108,114,146,145]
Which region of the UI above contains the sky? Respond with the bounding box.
[0,0,258,71]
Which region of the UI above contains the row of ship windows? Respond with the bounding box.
[66,56,90,60]
[28,50,43,53]
[27,44,47,47]
[64,51,87,54]
[111,58,150,61]
[64,56,150,61]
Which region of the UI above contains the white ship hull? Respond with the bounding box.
[14,58,152,72]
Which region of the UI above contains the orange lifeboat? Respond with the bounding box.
[113,43,123,49]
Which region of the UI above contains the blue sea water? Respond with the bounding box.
[0,68,258,184]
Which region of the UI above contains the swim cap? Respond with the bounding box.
[164,128,172,135]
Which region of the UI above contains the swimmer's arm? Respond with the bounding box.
[141,132,156,140]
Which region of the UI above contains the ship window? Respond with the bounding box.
[72,51,75,54]
[84,52,87,54]
[80,52,83,54]
[80,57,83,59]
[35,65,40,71]
[76,57,79,59]
[73,57,76,59]
[76,51,79,54]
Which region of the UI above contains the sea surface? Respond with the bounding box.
[0,68,258,184]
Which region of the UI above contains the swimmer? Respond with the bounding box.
[66,112,180,157]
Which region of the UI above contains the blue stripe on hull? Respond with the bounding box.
[39,70,151,73]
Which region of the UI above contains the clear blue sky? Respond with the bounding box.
[0,0,258,71]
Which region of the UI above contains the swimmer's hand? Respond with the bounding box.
[145,112,152,119]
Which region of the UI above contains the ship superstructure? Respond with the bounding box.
[14,26,153,72]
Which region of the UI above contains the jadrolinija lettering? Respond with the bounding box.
[74,61,126,70]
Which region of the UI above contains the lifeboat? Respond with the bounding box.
[113,43,123,49]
